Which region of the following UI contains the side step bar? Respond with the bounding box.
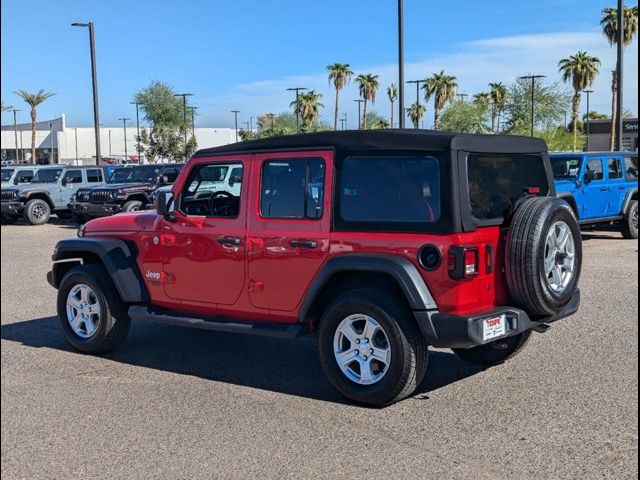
[128,306,304,339]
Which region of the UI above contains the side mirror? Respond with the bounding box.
[156,191,174,216]
[584,171,594,184]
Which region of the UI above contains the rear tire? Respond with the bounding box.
[23,199,51,225]
[506,197,582,316]
[57,264,130,354]
[621,200,638,239]
[123,200,143,212]
[453,330,532,366]
[318,289,428,407]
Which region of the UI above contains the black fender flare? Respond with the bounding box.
[298,253,437,323]
[21,189,55,209]
[48,237,149,303]
[556,192,579,217]
[622,188,638,215]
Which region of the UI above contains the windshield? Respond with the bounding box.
[31,168,63,183]
[108,168,133,183]
[129,165,161,183]
[551,156,582,179]
[1,168,13,182]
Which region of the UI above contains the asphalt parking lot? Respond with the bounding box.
[1,222,638,479]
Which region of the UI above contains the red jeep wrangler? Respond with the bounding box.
[48,131,582,407]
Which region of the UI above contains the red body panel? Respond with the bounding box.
[83,150,511,324]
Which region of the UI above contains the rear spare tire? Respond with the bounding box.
[505,197,582,317]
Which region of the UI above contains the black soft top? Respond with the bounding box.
[194,129,548,157]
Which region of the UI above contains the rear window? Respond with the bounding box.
[339,156,441,224]
[1,169,13,182]
[468,154,549,220]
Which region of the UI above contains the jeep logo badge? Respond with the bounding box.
[145,271,161,281]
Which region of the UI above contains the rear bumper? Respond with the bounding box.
[69,201,122,217]
[1,201,24,216]
[415,289,581,349]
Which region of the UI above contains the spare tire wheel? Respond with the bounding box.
[505,197,582,317]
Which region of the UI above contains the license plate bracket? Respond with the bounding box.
[482,315,507,341]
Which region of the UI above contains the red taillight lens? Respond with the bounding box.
[449,246,479,280]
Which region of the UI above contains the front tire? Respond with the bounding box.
[57,264,130,354]
[621,200,638,239]
[23,199,51,225]
[318,289,428,407]
[123,200,143,212]
[453,330,532,366]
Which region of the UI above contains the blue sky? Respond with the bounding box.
[1,0,638,128]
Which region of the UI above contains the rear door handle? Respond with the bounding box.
[600,187,609,191]
[217,236,241,246]
[290,240,318,249]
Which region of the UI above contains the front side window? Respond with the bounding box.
[340,156,440,224]
[180,162,243,218]
[87,169,103,183]
[260,159,325,220]
[607,158,623,180]
[551,156,582,179]
[1,168,14,182]
[468,153,549,220]
[63,170,83,184]
[586,159,604,181]
[625,156,638,180]
[109,168,132,183]
[31,168,63,183]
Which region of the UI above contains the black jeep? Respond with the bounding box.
[69,163,183,222]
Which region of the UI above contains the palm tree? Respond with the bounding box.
[327,63,353,131]
[601,6,638,149]
[423,71,458,130]
[387,84,398,128]
[558,51,600,151]
[1,101,13,112]
[488,82,508,133]
[407,102,426,129]
[14,89,55,163]
[473,92,491,107]
[290,91,324,130]
[355,74,380,129]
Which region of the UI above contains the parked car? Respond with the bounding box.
[1,165,109,225]
[48,131,582,407]
[68,163,183,222]
[551,151,638,239]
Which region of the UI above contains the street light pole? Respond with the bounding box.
[398,0,405,128]
[118,117,130,160]
[108,129,112,156]
[231,110,240,142]
[519,74,546,137]
[189,106,197,137]
[456,93,468,102]
[49,122,55,163]
[71,22,102,165]
[615,0,624,150]
[343,112,348,130]
[287,87,307,133]
[12,109,21,162]
[174,93,193,160]
[130,101,142,162]
[74,128,79,162]
[406,80,427,129]
[583,89,594,152]
[354,99,364,130]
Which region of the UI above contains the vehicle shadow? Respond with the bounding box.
[1,316,486,405]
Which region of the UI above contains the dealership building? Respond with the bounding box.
[0,114,238,164]
[585,118,638,152]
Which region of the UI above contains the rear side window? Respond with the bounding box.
[586,159,604,181]
[607,158,623,180]
[16,169,34,183]
[162,167,181,183]
[625,156,638,181]
[260,159,325,219]
[63,170,83,184]
[340,156,441,223]
[87,169,103,183]
[468,154,549,220]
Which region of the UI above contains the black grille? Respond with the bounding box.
[90,189,116,203]
[1,190,18,201]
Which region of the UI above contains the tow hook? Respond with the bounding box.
[532,323,551,334]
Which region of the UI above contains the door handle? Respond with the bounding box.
[600,187,609,191]
[217,236,241,246]
[619,186,626,189]
[290,240,318,249]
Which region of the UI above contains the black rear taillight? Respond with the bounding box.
[448,246,479,280]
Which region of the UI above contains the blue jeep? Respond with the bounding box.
[550,152,638,239]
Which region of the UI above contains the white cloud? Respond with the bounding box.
[199,30,638,128]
